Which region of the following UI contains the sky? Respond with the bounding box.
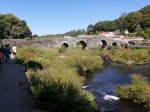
[1,0,150,36]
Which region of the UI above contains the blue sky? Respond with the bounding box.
[1,0,150,36]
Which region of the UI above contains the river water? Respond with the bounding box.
[83,63,150,112]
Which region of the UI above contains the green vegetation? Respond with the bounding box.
[87,5,150,39]
[38,29,87,38]
[0,13,32,39]
[100,48,150,64]
[17,47,104,112]
[115,74,150,109]
[16,46,150,111]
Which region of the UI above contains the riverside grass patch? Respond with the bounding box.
[100,48,150,64]
[17,47,101,112]
[115,74,150,109]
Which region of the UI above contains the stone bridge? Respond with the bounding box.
[1,35,128,49]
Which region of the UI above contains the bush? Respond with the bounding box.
[28,64,97,112]
[109,49,150,64]
[115,74,150,109]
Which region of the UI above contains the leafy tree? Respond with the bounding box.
[139,5,150,38]
[86,5,150,36]
[0,13,32,39]
[140,14,150,29]
[87,24,95,35]
[95,21,118,32]
[0,14,5,39]
[116,12,127,32]
[145,28,150,37]
[64,29,87,37]
[123,12,143,32]
[140,5,150,14]
[32,34,39,38]
[131,12,143,31]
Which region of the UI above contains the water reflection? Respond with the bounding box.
[84,63,150,112]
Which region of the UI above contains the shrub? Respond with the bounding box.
[109,49,150,64]
[115,74,150,109]
[28,64,97,112]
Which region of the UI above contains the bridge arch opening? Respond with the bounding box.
[112,42,117,46]
[61,43,69,49]
[101,40,107,49]
[76,41,87,50]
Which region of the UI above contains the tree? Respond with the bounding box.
[116,12,127,33]
[87,24,95,35]
[0,14,5,39]
[123,12,143,32]
[140,5,150,15]
[140,14,150,29]
[130,12,142,32]
[32,34,39,38]
[0,13,32,39]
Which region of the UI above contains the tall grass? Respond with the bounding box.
[100,48,150,64]
[17,47,101,112]
[17,46,150,111]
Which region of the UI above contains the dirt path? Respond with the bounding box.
[0,59,40,112]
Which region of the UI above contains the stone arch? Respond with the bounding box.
[112,42,117,46]
[101,40,107,49]
[61,43,69,48]
[120,43,128,48]
[76,40,87,50]
[121,44,123,47]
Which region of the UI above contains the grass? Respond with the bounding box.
[16,46,150,111]
[17,47,101,112]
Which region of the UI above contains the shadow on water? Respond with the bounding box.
[83,62,150,112]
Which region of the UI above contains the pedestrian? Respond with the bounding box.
[12,44,17,59]
[0,45,5,60]
[3,44,10,62]
[0,49,3,69]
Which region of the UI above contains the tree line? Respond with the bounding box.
[87,5,150,39]
[0,5,150,39]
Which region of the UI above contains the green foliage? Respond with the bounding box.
[17,46,150,111]
[115,74,150,109]
[61,55,103,75]
[109,49,150,64]
[59,49,103,74]
[0,13,32,39]
[92,20,118,34]
[140,5,150,15]
[87,24,95,35]
[27,60,43,70]
[17,47,100,112]
[30,79,96,112]
[136,31,149,39]
[58,46,67,53]
[65,29,87,37]
[86,5,150,35]
[95,31,99,35]
[28,61,97,112]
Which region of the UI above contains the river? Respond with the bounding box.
[83,63,150,112]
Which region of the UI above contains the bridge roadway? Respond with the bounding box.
[2,35,128,49]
